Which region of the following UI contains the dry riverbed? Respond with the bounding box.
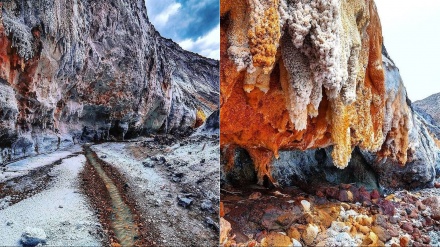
[0,134,219,246]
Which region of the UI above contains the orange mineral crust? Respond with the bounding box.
[220,0,411,184]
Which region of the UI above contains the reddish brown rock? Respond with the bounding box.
[401,222,414,233]
[422,196,440,220]
[372,225,391,242]
[371,190,380,200]
[400,236,410,247]
[339,190,349,202]
[421,235,431,244]
[325,187,340,199]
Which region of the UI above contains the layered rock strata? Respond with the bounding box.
[0,0,219,163]
[220,0,439,189]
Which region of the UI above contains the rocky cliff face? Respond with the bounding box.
[414,93,440,125]
[0,0,219,163]
[413,94,440,147]
[220,0,439,190]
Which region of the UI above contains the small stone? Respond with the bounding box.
[422,217,433,227]
[434,182,440,188]
[400,236,410,247]
[205,217,219,231]
[401,222,413,233]
[220,202,225,217]
[142,160,155,168]
[292,238,302,247]
[415,200,426,211]
[200,158,205,163]
[159,157,166,164]
[389,216,399,224]
[347,191,354,202]
[409,209,419,218]
[422,196,440,220]
[21,227,47,246]
[302,224,319,246]
[359,187,371,202]
[249,192,262,200]
[177,196,193,208]
[341,202,350,210]
[301,200,311,212]
[421,235,431,244]
[339,190,349,202]
[357,225,370,234]
[201,200,214,213]
[59,205,63,208]
[287,226,301,240]
[6,221,13,226]
[372,225,391,242]
[371,189,380,200]
[388,226,399,237]
[261,232,292,247]
[100,155,107,158]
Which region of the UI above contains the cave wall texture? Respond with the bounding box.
[0,0,219,163]
[220,0,440,190]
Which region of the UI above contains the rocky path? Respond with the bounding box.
[0,152,103,246]
[92,135,220,246]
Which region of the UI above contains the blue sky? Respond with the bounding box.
[145,0,220,60]
[376,0,440,101]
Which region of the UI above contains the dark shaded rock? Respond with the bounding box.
[222,147,257,186]
[338,190,349,202]
[205,217,219,232]
[177,196,193,208]
[142,160,155,168]
[201,199,214,213]
[20,227,47,246]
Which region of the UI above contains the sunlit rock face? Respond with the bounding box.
[220,0,439,190]
[0,1,218,163]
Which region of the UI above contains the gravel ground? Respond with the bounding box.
[92,135,219,246]
[0,155,103,246]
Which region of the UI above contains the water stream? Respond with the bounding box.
[84,145,138,246]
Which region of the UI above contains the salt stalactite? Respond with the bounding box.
[220,0,415,183]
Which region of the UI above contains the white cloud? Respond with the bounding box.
[178,24,220,59]
[153,3,181,28]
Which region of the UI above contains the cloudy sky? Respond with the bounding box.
[145,0,220,60]
[375,0,440,101]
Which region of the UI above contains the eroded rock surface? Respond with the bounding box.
[220,0,439,190]
[0,0,219,163]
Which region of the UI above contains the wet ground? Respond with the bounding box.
[220,183,440,247]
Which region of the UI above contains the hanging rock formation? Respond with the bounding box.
[220,0,439,190]
[0,0,219,163]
